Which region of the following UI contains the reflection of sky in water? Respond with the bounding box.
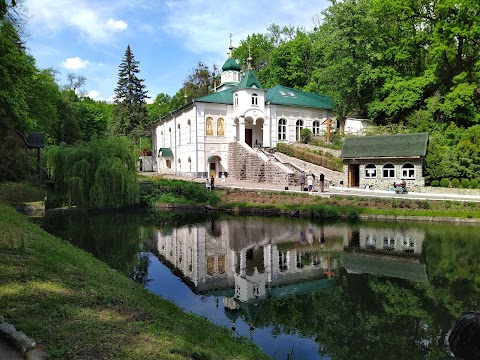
[146,253,326,360]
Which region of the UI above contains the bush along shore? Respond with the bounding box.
[0,203,268,360]
[142,178,480,222]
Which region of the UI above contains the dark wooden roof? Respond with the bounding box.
[26,132,45,148]
[340,133,429,159]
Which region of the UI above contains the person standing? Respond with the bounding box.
[319,173,325,192]
[299,172,305,191]
[221,173,226,187]
[210,175,215,190]
[307,174,313,192]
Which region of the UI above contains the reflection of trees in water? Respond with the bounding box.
[253,269,449,359]
[40,211,147,278]
[130,252,151,285]
[250,225,480,359]
[423,225,480,314]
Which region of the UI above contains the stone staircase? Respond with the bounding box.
[228,142,297,185]
[227,142,344,186]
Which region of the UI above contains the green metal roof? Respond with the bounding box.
[222,57,241,72]
[196,88,234,104]
[266,85,334,109]
[340,132,429,159]
[342,253,428,282]
[194,71,334,111]
[158,148,173,158]
[237,69,263,89]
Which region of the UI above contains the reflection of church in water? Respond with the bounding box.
[153,219,427,310]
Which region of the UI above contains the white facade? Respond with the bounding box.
[344,116,375,135]
[152,52,335,179]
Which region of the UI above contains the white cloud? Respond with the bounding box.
[62,57,90,70]
[87,90,102,100]
[106,18,128,31]
[26,0,128,43]
[162,0,329,59]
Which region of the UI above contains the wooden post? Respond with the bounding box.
[324,254,335,279]
[321,117,334,143]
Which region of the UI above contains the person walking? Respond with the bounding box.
[221,173,226,187]
[299,172,305,191]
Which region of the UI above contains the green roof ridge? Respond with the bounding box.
[340,132,429,158]
[237,69,263,89]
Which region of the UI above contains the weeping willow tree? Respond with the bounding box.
[44,137,139,208]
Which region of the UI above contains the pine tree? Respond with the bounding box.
[111,45,149,139]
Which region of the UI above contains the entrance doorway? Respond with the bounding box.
[245,129,253,147]
[348,164,359,187]
[209,162,216,178]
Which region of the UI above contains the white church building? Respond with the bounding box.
[151,44,335,182]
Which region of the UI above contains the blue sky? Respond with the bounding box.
[24,0,330,103]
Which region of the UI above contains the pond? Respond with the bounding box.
[39,210,480,360]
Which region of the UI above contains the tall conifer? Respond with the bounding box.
[111,45,149,139]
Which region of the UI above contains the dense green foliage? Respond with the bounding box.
[44,137,139,208]
[111,45,149,140]
[140,178,220,206]
[0,181,45,203]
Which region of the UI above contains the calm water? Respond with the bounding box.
[39,210,480,360]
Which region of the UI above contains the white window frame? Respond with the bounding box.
[313,120,320,135]
[251,93,258,106]
[295,119,304,142]
[365,164,377,178]
[278,118,287,141]
[234,93,239,106]
[382,163,395,178]
[401,163,415,179]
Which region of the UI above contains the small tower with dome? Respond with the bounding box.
[217,34,241,91]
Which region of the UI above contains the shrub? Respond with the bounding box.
[417,200,430,209]
[440,178,450,187]
[451,178,461,188]
[300,128,312,144]
[460,178,470,188]
[430,180,440,187]
[470,179,479,189]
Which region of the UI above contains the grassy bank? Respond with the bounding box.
[212,188,480,220]
[0,202,268,360]
[138,178,480,220]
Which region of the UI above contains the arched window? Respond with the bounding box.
[382,163,395,178]
[401,163,415,179]
[169,127,172,146]
[251,93,258,106]
[188,157,191,171]
[313,120,320,135]
[295,119,304,142]
[187,120,191,144]
[234,93,239,106]
[206,117,213,136]
[365,164,377,178]
[278,118,287,141]
[217,118,224,136]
